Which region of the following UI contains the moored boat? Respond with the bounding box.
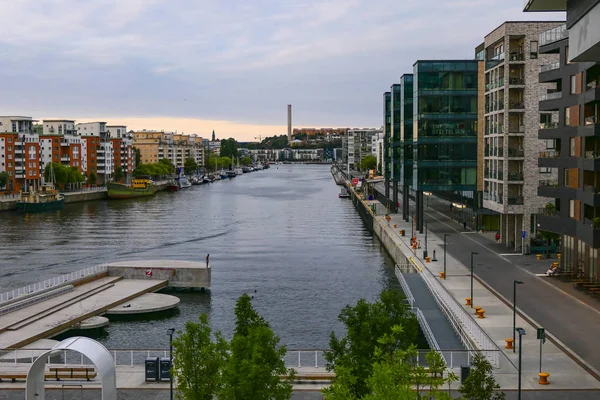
[339,188,350,198]
[16,184,65,213]
[107,177,156,199]
[178,176,192,189]
[167,181,180,191]
[226,170,237,178]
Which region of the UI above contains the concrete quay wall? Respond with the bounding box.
[107,260,211,290]
[63,190,107,204]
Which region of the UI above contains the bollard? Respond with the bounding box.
[440,272,445,279]
[393,224,397,228]
[474,306,482,315]
[557,253,561,260]
[425,256,430,263]
[536,254,542,260]
[477,309,486,319]
[538,372,550,385]
[465,298,472,306]
[505,338,514,349]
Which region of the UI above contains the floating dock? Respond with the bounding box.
[0,259,209,350]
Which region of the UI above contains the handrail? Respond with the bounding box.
[0,285,74,316]
[406,257,501,368]
[0,264,108,305]
[394,266,415,307]
[415,308,440,352]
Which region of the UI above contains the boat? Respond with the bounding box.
[234,167,243,175]
[242,167,250,173]
[339,188,350,198]
[202,176,212,184]
[17,184,65,213]
[107,177,156,199]
[220,170,229,179]
[178,176,192,189]
[226,170,237,178]
[167,181,180,191]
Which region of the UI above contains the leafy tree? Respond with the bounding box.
[459,352,505,400]
[361,155,377,171]
[88,171,97,185]
[240,157,253,166]
[160,158,176,174]
[538,229,560,245]
[220,138,239,159]
[218,157,232,170]
[0,172,9,189]
[132,146,141,167]
[44,163,69,186]
[220,294,294,400]
[184,157,198,175]
[114,166,124,182]
[325,290,418,398]
[172,314,228,400]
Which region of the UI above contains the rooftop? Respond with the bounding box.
[523,0,566,12]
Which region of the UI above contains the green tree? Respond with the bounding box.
[114,166,124,182]
[184,157,198,175]
[459,352,505,400]
[220,294,294,400]
[44,163,69,187]
[218,157,232,169]
[172,314,228,400]
[88,171,97,185]
[240,157,253,166]
[220,138,239,159]
[0,172,9,189]
[132,146,141,167]
[325,290,418,398]
[159,158,176,174]
[361,155,377,171]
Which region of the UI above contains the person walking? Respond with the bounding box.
[495,232,501,243]
[206,254,210,267]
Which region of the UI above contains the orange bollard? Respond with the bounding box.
[465,298,472,306]
[505,338,514,349]
[538,372,550,385]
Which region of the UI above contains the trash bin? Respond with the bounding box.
[160,357,172,382]
[461,365,471,382]
[145,357,159,382]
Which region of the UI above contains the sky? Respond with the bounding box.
[0,0,564,141]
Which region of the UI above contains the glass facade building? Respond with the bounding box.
[383,92,392,181]
[412,61,479,192]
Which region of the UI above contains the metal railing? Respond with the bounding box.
[538,207,559,216]
[539,179,558,187]
[0,264,108,305]
[585,116,598,125]
[0,285,74,316]
[585,151,600,159]
[509,77,525,85]
[394,266,415,308]
[539,150,560,158]
[540,62,560,73]
[540,91,562,101]
[540,24,567,46]
[415,308,440,353]
[400,260,501,368]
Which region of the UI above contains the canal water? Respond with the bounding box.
[0,165,401,349]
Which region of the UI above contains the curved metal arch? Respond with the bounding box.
[26,337,116,400]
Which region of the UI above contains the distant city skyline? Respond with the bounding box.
[1,1,564,141]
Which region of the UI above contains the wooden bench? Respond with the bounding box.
[47,367,97,381]
[0,374,27,382]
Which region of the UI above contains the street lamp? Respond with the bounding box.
[167,328,175,400]
[513,280,524,353]
[424,221,428,258]
[443,234,450,280]
[515,327,526,400]
[470,252,478,308]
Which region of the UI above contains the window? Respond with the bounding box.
[530,41,538,59]
[565,108,570,126]
[569,199,575,218]
[540,167,552,173]
[571,75,577,94]
[546,139,556,149]
[570,137,576,156]
[565,46,570,64]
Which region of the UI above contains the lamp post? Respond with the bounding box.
[470,252,478,308]
[513,280,524,353]
[424,221,428,258]
[168,328,175,400]
[443,234,449,280]
[515,327,526,400]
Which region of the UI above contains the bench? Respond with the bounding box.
[48,367,97,381]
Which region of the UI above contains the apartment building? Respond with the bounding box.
[107,125,133,182]
[39,120,82,182]
[346,128,382,173]
[77,122,113,184]
[132,130,204,169]
[524,0,600,62]
[0,116,40,192]
[535,24,600,282]
[480,21,563,252]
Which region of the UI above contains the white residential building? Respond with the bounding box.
[347,128,382,172]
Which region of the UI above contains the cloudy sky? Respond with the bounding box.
[0,0,563,141]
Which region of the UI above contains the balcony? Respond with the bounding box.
[61,155,70,162]
[539,150,560,158]
[539,24,567,47]
[540,91,562,101]
[508,124,525,135]
[508,148,524,157]
[508,172,524,181]
[507,196,524,205]
[61,140,70,147]
[486,53,505,70]
[538,180,560,198]
[580,219,600,248]
[508,101,525,110]
[508,52,525,62]
[509,77,525,85]
[540,122,559,130]
[540,62,560,73]
[484,192,503,204]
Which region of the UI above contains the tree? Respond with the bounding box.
[160,158,176,174]
[220,294,294,400]
[132,146,141,167]
[184,158,198,175]
[324,325,455,400]
[172,314,228,400]
[459,352,505,400]
[324,290,418,398]
[114,166,124,182]
[45,163,69,187]
[0,172,8,189]
[220,138,239,159]
[361,155,377,171]
[88,171,97,185]
[240,157,252,166]
[218,157,232,170]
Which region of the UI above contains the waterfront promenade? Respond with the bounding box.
[358,183,600,390]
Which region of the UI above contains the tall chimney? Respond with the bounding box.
[287,104,292,143]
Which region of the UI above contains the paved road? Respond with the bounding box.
[408,195,600,376]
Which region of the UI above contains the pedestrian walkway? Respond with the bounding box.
[370,205,600,390]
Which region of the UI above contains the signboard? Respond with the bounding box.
[522,230,526,239]
[145,270,153,277]
[352,178,359,186]
[537,327,546,343]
